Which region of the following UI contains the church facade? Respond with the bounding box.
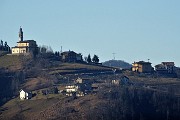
[12,27,38,55]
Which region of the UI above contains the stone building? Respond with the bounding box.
[61,51,82,62]
[132,61,153,73]
[155,62,175,74]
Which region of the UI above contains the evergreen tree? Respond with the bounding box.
[92,55,99,63]
[55,51,58,56]
[4,41,7,47]
[87,54,92,63]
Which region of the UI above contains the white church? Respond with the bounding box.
[12,27,38,55]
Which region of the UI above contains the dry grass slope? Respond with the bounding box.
[49,63,114,75]
[0,55,22,70]
[0,95,66,120]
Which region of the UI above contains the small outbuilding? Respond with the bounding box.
[112,76,131,86]
[76,78,94,84]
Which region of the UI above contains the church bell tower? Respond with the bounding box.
[19,26,23,42]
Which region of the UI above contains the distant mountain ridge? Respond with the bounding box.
[103,60,132,69]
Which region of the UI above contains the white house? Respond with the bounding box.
[19,89,32,100]
[65,85,78,93]
[64,85,78,96]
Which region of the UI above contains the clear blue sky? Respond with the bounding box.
[0,0,180,66]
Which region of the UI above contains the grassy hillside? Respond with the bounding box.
[0,51,9,56]
[103,60,132,69]
[0,54,115,73]
[1,54,180,120]
[49,63,115,75]
[1,81,180,120]
[0,95,66,120]
[23,62,117,91]
[0,55,23,71]
[0,54,117,93]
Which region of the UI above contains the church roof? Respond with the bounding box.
[12,46,28,48]
[17,40,35,43]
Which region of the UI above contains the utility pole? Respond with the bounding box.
[60,46,62,53]
[112,53,116,60]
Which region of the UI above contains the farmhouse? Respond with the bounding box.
[132,61,153,73]
[64,78,95,97]
[61,51,83,62]
[155,62,175,74]
[65,85,78,96]
[19,89,32,100]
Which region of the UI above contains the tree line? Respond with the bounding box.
[0,40,10,52]
[85,54,100,63]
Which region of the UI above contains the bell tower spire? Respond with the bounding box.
[19,26,23,41]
